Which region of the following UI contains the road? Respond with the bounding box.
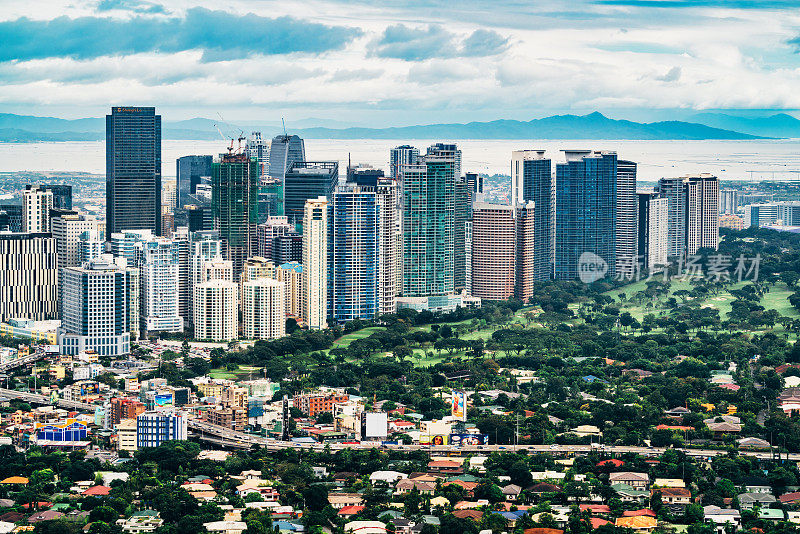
[0,387,793,460]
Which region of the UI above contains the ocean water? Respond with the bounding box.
[2,139,800,182]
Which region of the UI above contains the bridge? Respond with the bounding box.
[0,387,795,460]
[0,351,52,373]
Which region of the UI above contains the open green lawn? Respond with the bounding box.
[762,282,800,319]
[330,327,384,349]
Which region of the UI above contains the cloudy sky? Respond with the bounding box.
[2,0,800,125]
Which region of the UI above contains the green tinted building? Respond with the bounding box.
[212,153,259,278]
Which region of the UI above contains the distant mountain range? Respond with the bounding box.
[1,110,798,142]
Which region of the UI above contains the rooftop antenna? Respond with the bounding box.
[282,118,287,137]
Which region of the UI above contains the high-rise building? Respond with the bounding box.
[657,174,719,257]
[637,192,668,271]
[193,279,238,342]
[257,216,294,261]
[275,262,303,319]
[58,256,137,357]
[22,185,54,233]
[778,202,800,226]
[242,278,285,340]
[41,185,72,210]
[78,230,105,264]
[176,156,213,213]
[51,214,99,269]
[616,160,638,274]
[135,237,183,333]
[284,161,338,227]
[454,176,472,294]
[187,233,224,325]
[302,197,328,330]
[347,165,384,188]
[401,144,459,298]
[212,153,259,278]
[0,233,58,321]
[109,397,146,426]
[376,179,398,315]
[0,205,22,233]
[471,203,517,300]
[106,107,161,236]
[328,184,379,323]
[511,151,553,281]
[389,145,420,180]
[471,202,536,301]
[268,134,305,182]
[246,132,269,178]
[554,151,617,281]
[744,203,778,228]
[136,411,187,448]
[720,189,739,215]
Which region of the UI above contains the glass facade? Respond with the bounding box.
[328,185,379,323]
[212,154,259,278]
[106,107,161,235]
[554,151,617,281]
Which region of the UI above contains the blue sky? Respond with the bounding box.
[1,0,799,126]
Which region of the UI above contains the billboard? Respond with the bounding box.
[154,393,173,408]
[420,434,448,446]
[35,420,88,442]
[451,391,467,421]
[363,412,388,440]
[449,433,489,446]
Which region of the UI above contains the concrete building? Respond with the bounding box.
[275,262,303,318]
[242,278,286,340]
[302,197,328,329]
[637,192,668,271]
[744,203,778,228]
[116,418,138,451]
[51,214,100,269]
[657,174,719,257]
[193,280,238,342]
[471,202,536,301]
[511,150,553,281]
[187,232,223,325]
[616,160,638,275]
[0,233,59,321]
[136,411,187,448]
[58,256,138,357]
[136,237,183,333]
[22,185,54,234]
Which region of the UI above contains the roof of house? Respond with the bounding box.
[337,506,365,517]
[779,491,800,504]
[523,529,564,534]
[0,477,27,485]
[609,472,649,482]
[27,511,64,523]
[596,459,624,467]
[623,509,657,517]
[653,488,691,497]
[452,510,482,521]
[590,519,611,529]
[739,493,777,503]
[82,485,111,496]
[529,483,562,493]
[579,505,612,513]
[427,460,462,468]
[615,516,658,529]
[502,484,522,495]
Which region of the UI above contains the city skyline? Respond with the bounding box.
[2,1,800,126]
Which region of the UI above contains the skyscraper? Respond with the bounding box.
[176,155,212,212]
[58,256,137,357]
[302,197,328,330]
[51,213,100,269]
[511,150,553,281]
[22,185,53,233]
[616,159,638,274]
[376,178,398,315]
[637,192,668,271]
[268,134,305,182]
[242,278,285,340]
[106,106,161,235]
[401,144,458,298]
[454,176,472,294]
[657,174,719,258]
[135,237,182,333]
[246,132,269,177]
[283,161,338,227]
[389,145,420,180]
[720,189,739,215]
[328,184,379,323]
[554,151,617,281]
[193,280,238,342]
[0,233,58,321]
[471,201,536,301]
[212,153,259,278]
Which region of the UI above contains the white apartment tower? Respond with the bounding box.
[51,214,100,269]
[242,278,285,340]
[58,256,138,356]
[302,196,328,329]
[193,279,238,341]
[22,185,54,233]
[136,238,183,333]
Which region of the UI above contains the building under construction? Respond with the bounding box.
[212,152,259,279]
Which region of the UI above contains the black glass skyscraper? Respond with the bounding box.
[283,161,338,228]
[106,106,161,236]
